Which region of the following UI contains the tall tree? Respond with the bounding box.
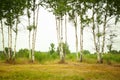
[27,0,32,60]
[44,0,70,62]
[68,0,79,60]
[1,0,27,61]
[31,0,41,62]
[0,1,7,57]
[90,0,103,63]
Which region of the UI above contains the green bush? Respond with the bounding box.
[66,53,76,61]
[0,53,5,60]
[49,43,55,54]
[109,50,120,54]
[35,52,59,63]
[57,43,71,55]
[82,50,90,54]
[103,53,120,63]
[16,49,29,58]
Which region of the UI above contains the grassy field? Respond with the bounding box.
[0,61,120,80]
[0,51,120,80]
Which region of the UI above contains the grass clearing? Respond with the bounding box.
[0,61,120,80]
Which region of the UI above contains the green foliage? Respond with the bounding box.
[66,53,76,61]
[82,50,90,54]
[83,54,97,63]
[49,43,55,54]
[16,49,29,58]
[35,52,59,63]
[109,50,120,54]
[103,53,120,63]
[0,53,5,60]
[57,43,71,55]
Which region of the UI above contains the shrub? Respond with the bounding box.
[82,50,90,54]
[16,49,29,58]
[35,52,59,63]
[0,53,5,60]
[57,43,71,55]
[49,43,55,54]
[110,50,120,54]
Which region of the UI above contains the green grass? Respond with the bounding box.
[0,62,120,80]
[0,52,120,80]
[103,53,120,63]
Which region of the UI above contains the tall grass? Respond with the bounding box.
[1,49,120,64]
[0,53,5,60]
[35,52,59,63]
[103,53,120,63]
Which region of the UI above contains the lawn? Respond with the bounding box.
[0,61,120,80]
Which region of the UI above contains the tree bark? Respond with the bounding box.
[10,27,12,60]
[80,23,83,62]
[8,26,11,60]
[1,20,7,57]
[27,6,32,60]
[31,0,36,62]
[13,18,19,59]
[74,16,78,61]
[101,13,107,53]
[60,17,64,63]
[65,15,67,44]
[29,30,31,60]
[55,16,59,44]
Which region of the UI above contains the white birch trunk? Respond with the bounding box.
[10,27,12,60]
[13,18,19,59]
[65,15,67,44]
[29,31,31,60]
[8,26,10,60]
[60,17,64,62]
[80,25,83,62]
[1,20,6,56]
[74,16,79,61]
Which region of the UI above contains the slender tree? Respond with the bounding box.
[68,0,79,60]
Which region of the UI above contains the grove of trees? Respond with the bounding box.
[0,0,120,63]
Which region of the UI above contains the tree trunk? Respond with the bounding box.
[92,4,103,63]
[75,26,78,60]
[10,27,12,60]
[65,15,67,44]
[31,0,36,62]
[27,7,31,60]
[1,20,7,57]
[32,30,35,62]
[29,30,31,60]
[97,25,102,63]
[55,16,59,44]
[59,17,64,63]
[64,15,67,56]
[101,13,107,53]
[74,16,79,61]
[8,26,12,61]
[92,6,102,63]
[13,18,19,59]
[8,26,11,60]
[13,31,17,59]
[80,24,83,62]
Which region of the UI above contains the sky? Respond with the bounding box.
[0,7,120,52]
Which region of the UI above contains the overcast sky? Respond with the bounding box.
[0,7,120,52]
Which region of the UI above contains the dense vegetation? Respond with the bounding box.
[0,48,120,64]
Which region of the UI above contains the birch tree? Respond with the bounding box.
[68,0,79,60]
[0,1,7,57]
